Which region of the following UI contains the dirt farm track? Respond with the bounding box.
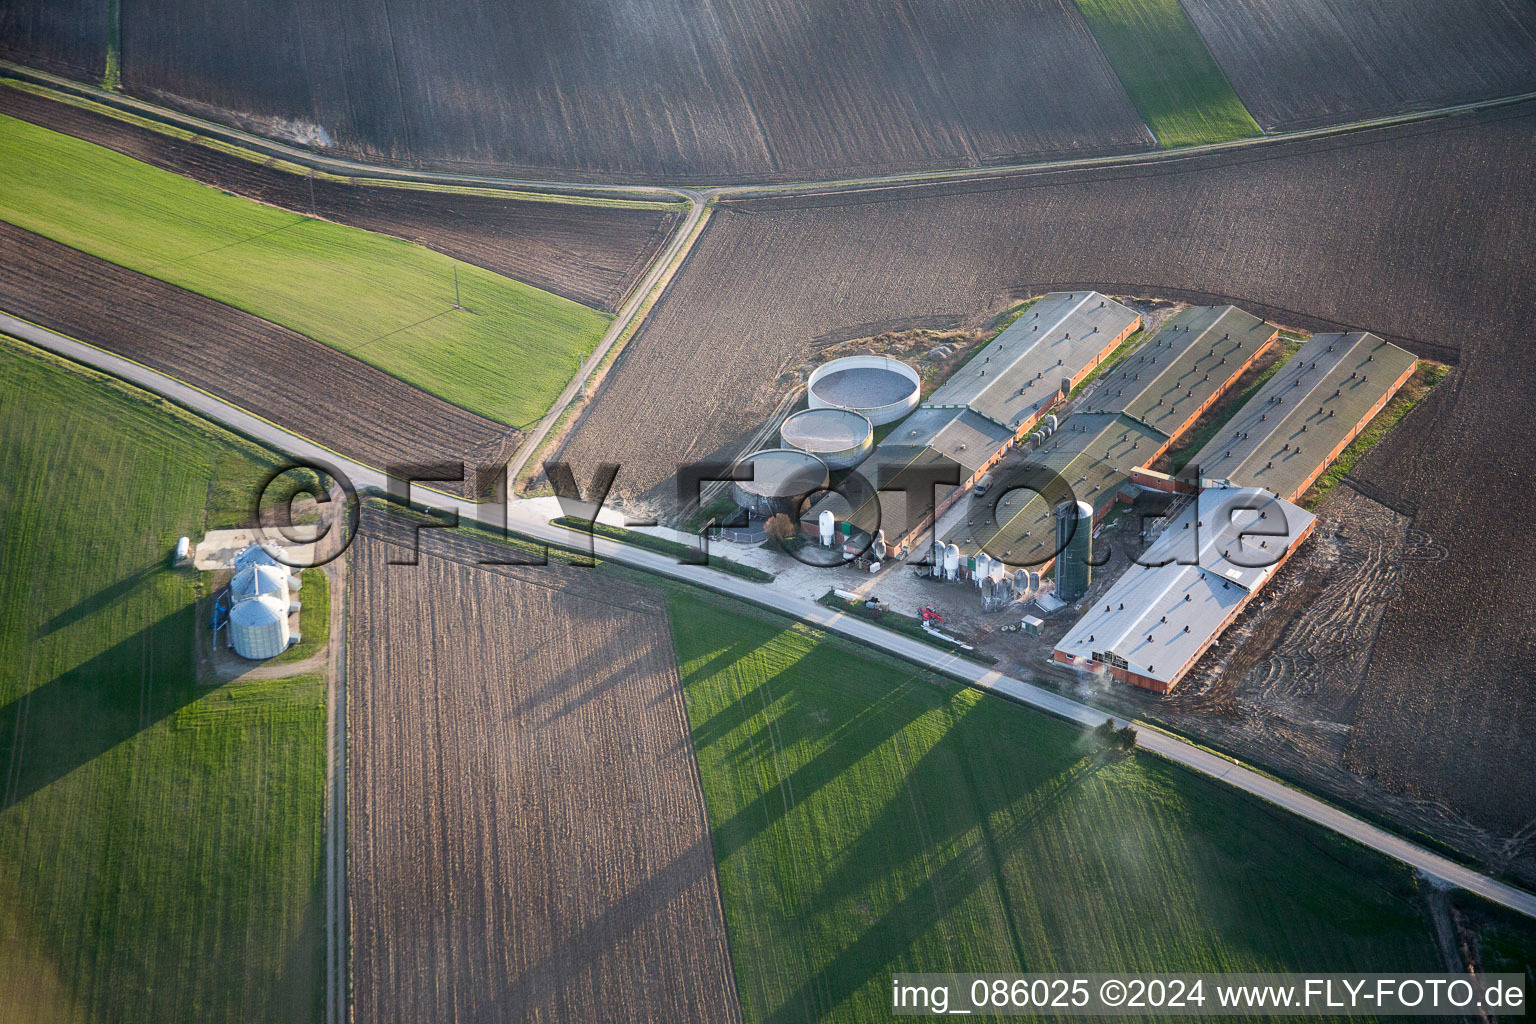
[346,515,740,1024]
[561,102,1536,877]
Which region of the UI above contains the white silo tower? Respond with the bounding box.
[229,593,291,659]
[943,543,960,581]
[974,552,991,587]
[819,509,835,547]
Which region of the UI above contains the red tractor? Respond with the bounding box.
[918,606,944,626]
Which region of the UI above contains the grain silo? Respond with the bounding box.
[230,562,292,602]
[1054,500,1094,601]
[228,593,292,659]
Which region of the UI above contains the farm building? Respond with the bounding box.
[806,292,1140,549]
[1173,333,1416,502]
[214,544,302,660]
[1080,305,1278,443]
[1054,486,1317,693]
[941,305,1277,566]
[923,291,1140,434]
[942,412,1166,564]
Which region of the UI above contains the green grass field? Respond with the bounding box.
[1073,0,1261,147]
[266,569,329,665]
[0,113,611,426]
[0,337,325,1023]
[669,594,1442,1022]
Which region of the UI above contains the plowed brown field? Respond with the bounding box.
[0,85,680,312]
[110,0,1150,182]
[1181,0,1536,132]
[0,1,102,80]
[346,514,740,1023]
[0,223,518,495]
[560,103,1536,874]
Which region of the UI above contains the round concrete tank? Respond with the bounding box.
[229,593,290,659]
[780,407,874,470]
[819,509,835,547]
[731,448,830,519]
[1054,499,1094,602]
[806,355,920,426]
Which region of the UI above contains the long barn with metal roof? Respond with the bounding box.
[1083,304,1278,448]
[1185,332,1416,502]
[941,412,1165,563]
[924,290,1141,433]
[942,304,1276,562]
[1054,486,1317,693]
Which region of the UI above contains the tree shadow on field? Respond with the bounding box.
[706,678,935,862]
[35,561,165,637]
[459,835,731,1022]
[505,616,657,725]
[1,607,206,810]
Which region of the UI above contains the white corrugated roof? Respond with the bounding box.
[924,292,1140,429]
[1054,486,1314,685]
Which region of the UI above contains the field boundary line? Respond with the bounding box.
[0,62,691,205]
[507,197,714,488]
[4,58,1534,202]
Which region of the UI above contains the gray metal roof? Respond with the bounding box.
[884,406,1013,476]
[1055,486,1316,686]
[1084,305,1278,437]
[1186,332,1416,501]
[942,412,1166,560]
[924,291,1140,430]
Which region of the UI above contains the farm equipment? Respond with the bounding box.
[918,606,944,625]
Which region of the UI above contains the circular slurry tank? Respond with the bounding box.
[806,355,920,426]
[779,407,874,470]
[731,448,831,519]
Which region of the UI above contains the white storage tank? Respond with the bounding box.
[228,593,291,659]
[819,509,835,547]
[780,407,875,470]
[806,355,921,426]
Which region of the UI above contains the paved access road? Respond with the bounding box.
[8,309,1534,923]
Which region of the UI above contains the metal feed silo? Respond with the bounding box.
[228,593,291,659]
[1054,499,1093,601]
[230,563,291,602]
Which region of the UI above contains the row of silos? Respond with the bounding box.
[226,546,301,659]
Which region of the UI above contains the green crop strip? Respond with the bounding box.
[0,113,612,426]
[1074,0,1261,147]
